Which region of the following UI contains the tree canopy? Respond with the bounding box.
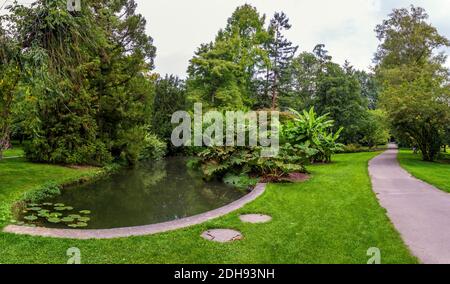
[375,5,450,161]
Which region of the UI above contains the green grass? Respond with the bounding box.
[398,150,450,193]
[2,147,25,158]
[0,152,417,264]
[0,158,102,224]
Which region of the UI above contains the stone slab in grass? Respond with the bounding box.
[239,214,272,224]
[201,229,243,243]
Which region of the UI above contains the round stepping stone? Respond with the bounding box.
[201,229,243,243]
[239,214,272,224]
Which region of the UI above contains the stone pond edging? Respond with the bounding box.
[3,184,267,240]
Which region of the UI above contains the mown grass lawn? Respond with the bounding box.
[398,150,450,193]
[0,152,417,264]
[2,146,25,158]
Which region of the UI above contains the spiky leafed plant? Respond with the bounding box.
[284,107,344,163]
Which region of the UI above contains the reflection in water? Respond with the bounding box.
[47,157,246,229]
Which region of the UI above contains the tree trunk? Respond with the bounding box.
[271,74,278,110]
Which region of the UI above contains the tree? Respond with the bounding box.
[314,62,367,144]
[360,110,390,148]
[280,51,320,110]
[354,70,379,110]
[375,6,450,161]
[264,12,298,109]
[186,4,270,110]
[151,75,186,150]
[0,26,22,160]
[4,0,156,165]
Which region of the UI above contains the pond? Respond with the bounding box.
[18,157,246,229]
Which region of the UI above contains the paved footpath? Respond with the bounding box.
[369,145,450,264]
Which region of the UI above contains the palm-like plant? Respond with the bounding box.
[284,107,344,163]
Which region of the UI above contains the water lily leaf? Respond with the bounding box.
[64,206,74,211]
[38,213,50,218]
[78,217,90,223]
[49,212,63,218]
[10,219,17,224]
[61,217,75,223]
[54,203,65,207]
[17,221,25,226]
[47,217,61,224]
[24,215,38,221]
[67,222,88,228]
[75,222,88,228]
[79,210,91,215]
[43,203,53,206]
[22,210,28,214]
[28,204,40,207]
[54,207,67,211]
[68,214,81,219]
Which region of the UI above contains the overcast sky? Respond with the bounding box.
[2,1,449,76]
[134,0,450,77]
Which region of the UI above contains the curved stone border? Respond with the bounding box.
[3,184,267,240]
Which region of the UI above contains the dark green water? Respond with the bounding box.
[39,158,245,229]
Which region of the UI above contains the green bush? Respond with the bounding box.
[223,173,259,189]
[194,143,316,182]
[21,182,61,203]
[343,144,364,153]
[139,133,168,161]
[284,107,344,163]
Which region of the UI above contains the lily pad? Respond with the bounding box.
[78,217,90,223]
[54,207,67,211]
[10,219,17,224]
[38,212,50,218]
[54,203,65,207]
[79,210,91,215]
[64,206,74,211]
[49,212,63,218]
[47,217,61,224]
[75,222,88,228]
[69,222,88,228]
[24,215,38,221]
[68,214,82,219]
[67,222,88,228]
[61,217,75,223]
[28,203,40,207]
[43,203,53,206]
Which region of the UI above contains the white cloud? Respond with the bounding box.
[2,0,449,75]
[134,0,450,77]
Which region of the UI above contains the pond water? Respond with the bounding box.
[19,157,246,229]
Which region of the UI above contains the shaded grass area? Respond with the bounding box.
[0,152,417,264]
[398,150,450,193]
